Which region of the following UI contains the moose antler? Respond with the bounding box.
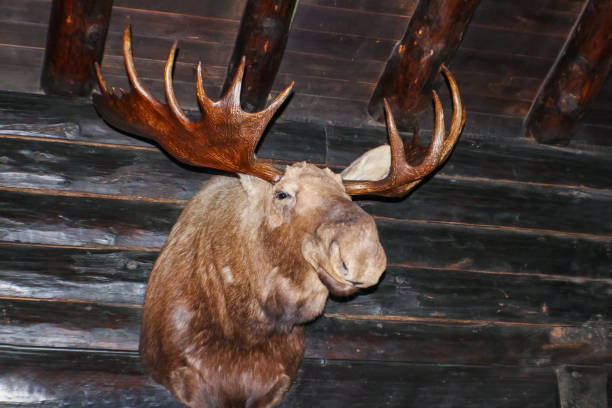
[93,26,293,182]
[343,66,465,197]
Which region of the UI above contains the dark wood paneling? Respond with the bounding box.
[3,134,612,237]
[460,26,567,60]
[379,220,611,277]
[0,344,572,408]
[291,4,409,40]
[3,185,611,276]
[0,243,153,303]
[1,238,609,328]
[363,177,612,235]
[112,0,247,21]
[1,292,609,364]
[298,0,417,16]
[0,0,51,25]
[469,0,582,37]
[328,264,612,322]
[0,188,181,248]
[287,29,395,62]
[307,316,611,365]
[557,366,609,408]
[0,21,47,49]
[450,49,554,80]
[0,345,182,407]
[109,6,239,46]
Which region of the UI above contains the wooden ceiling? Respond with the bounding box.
[0,0,610,146]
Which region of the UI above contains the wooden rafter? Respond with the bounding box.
[523,0,612,146]
[222,0,298,112]
[41,0,113,97]
[368,0,480,127]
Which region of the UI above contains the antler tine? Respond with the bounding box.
[122,26,157,105]
[440,65,464,161]
[196,61,213,113]
[258,80,295,125]
[343,65,464,197]
[224,56,246,108]
[164,41,190,124]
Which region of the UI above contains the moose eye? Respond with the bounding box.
[274,191,292,200]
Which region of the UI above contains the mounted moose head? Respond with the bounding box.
[93,26,464,408]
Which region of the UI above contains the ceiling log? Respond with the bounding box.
[41,0,113,97]
[523,0,612,146]
[222,0,298,112]
[368,0,480,127]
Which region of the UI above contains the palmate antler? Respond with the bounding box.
[342,66,465,197]
[94,26,464,197]
[93,26,293,182]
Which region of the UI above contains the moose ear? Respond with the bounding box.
[238,173,273,199]
[340,145,390,181]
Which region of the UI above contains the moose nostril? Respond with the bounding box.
[330,241,349,277]
[340,260,348,276]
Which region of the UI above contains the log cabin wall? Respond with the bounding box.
[0,0,610,406]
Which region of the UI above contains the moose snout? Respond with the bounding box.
[304,212,387,294]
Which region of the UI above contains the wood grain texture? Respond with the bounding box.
[41,0,113,96]
[1,239,610,327]
[1,344,582,408]
[2,186,611,278]
[523,0,612,145]
[368,0,481,124]
[222,0,299,112]
[557,366,608,408]
[2,134,612,237]
[0,0,603,131]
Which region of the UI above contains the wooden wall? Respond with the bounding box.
[0,0,610,406]
[0,88,610,405]
[0,0,610,146]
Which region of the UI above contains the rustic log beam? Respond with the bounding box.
[222,0,298,112]
[41,0,113,97]
[523,0,612,146]
[368,0,480,127]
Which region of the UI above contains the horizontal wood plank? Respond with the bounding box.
[378,220,611,278]
[111,0,246,21]
[1,240,609,326]
[0,181,610,277]
[469,0,580,37]
[2,135,612,236]
[0,294,609,365]
[0,0,50,26]
[0,344,573,407]
[298,0,417,17]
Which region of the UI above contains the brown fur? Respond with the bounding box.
[140,162,386,407]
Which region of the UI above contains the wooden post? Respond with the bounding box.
[523,0,612,146]
[41,0,113,97]
[222,0,298,112]
[556,366,608,408]
[368,0,480,127]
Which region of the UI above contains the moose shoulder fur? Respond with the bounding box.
[140,163,386,407]
[93,27,463,408]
